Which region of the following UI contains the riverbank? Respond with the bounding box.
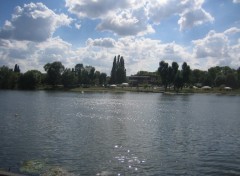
[66,86,240,95]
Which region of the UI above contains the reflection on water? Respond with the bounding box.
[0,91,240,175]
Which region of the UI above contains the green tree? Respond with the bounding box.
[94,71,100,85]
[226,73,238,88]
[14,64,20,73]
[170,62,179,90]
[174,71,184,92]
[203,73,212,86]
[158,61,169,90]
[182,62,191,86]
[75,64,84,84]
[89,67,95,84]
[18,70,42,89]
[62,68,77,88]
[190,69,205,85]
[214,75,226,87]
[99,73,107,85]
[110,55,126,84]
[110,56,117,84]
[237,67,240,87]
[81,69,90,85]
[44,61,64,86]
[0,66,18,89]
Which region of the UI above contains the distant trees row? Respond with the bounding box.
[1,58,240,90]
[158,60,240,90]
[43,62,107,88]
[190,66,240,88]
[158,61,190,91]
[0,62,107,90]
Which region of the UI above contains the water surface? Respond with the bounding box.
[0,91,240,175]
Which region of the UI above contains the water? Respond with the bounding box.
[0,90,240,176]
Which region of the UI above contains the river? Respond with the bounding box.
[0,90,240,175]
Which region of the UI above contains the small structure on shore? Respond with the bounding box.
[224,87,232,91]
[110,84,117,88]
[121,83,129,87]
[201,86,211,90]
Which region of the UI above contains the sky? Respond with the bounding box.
[0,0,240,75]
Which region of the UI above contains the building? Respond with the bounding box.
[128,75,158,86]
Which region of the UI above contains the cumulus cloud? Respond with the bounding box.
[224,27,240,35]
[75,23,81,29]
[0,37,75,72]
[0,2,72,42]
[66,0,213,36]
[76,37,193,74]
[147,0,214,30]
[65,0,130,19]
[86,38,116,48]
[233,0,240,3]
[178,8,214,31]
[193,28,240,68]
[97,7,154,36]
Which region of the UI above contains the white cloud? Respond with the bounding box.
[66,0,214,36]
[1,25,239,75]
[86,38,116,48]
[224,27,240,35]
[65,0,131,19]
[75,37,193,75]
[97,7,154,36]
[74,23,81,29]
[0,2,72,42]
[0,37,75,72]
[178,8,214,31]
[192,28,240,68]
[233,0,240,3]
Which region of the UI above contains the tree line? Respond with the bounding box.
[158,60,240,91]
[0,55,125,90]
[0,62,108,90]
[0,57,240,90]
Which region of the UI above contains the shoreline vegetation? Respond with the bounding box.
[38,85,240,95]
[1,57,240,93]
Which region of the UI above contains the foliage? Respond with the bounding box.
[158,61,169,90]
[18,70,42,89]
[1,58,240,91]
[99,73,107,85]
[158,61,188,91]
[182,62,191,85]
[14,64,21,73]
[44,61,65,86]
[62,68,77,88]
[0,66,19,89]
[110,55,126,84]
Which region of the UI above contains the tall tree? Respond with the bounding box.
[171,62,179,90]
[158,61,169,90]
[174,71,184,92]
[182,62,191,86]
[14,64,20,73]
[89,67,95,84]
[44,61,64,86]
[110,55,126,84]
[110,56,117,84]
[75,63,84,84]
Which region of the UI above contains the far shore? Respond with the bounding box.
[38,86,240,95]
